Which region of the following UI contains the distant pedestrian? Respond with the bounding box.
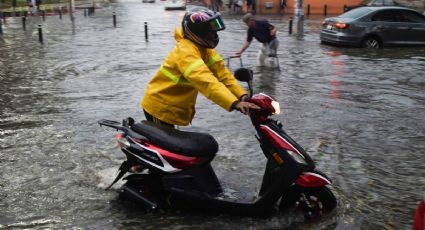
[245,0,252,12]
[35,0,41,11]
[233,0,242,13]
[251,0,256,14]
[235,13,278,57]
[29,0,37,13]
[279,0,286,14]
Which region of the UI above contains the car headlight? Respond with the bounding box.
[271,101,280,115]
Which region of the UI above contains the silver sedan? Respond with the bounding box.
[320,6,425,48]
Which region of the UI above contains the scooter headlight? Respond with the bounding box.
[271,101,280,115]
[250,94,281,116]
[287,150,307,165]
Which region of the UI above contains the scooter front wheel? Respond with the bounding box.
[280,186,337,220]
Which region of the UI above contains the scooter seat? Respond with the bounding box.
[131,121,218,158]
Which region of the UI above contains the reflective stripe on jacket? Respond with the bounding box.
[141,28,247,126]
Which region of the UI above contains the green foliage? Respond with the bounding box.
[2,0,28,7]
[1,0,66,8]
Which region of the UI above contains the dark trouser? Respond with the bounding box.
[143,110,175,128]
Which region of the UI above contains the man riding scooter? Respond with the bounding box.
[97,7,337,219]
[141,7,259,127]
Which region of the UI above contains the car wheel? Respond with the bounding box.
[361,36,382,49]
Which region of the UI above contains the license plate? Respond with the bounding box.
[326,24,333,30]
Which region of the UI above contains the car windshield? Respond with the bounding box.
[339,7,374,19]
[367,0,395,5]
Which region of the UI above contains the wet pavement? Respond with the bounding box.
[1,2,425,229]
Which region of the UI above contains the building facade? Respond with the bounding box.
[252,0,425,15]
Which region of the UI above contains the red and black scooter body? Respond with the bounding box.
[97,69,336,218]
[98,102,335,217]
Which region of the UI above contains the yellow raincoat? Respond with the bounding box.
[141,28,247,126]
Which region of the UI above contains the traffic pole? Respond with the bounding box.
[288,17,293,35]
[22,16,26,31]
[38,24,43,43]
[294,0,304,37]
[69,0,74,21]
[144,22,148,41]
[0,3,2,35]
[113,12,116,27]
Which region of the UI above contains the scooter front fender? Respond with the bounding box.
[296,171,332,188]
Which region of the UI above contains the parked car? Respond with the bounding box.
[164,0,186,10]
[344,0,404,12]
[320,6,425,48]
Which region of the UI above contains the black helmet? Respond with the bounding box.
[182,7,226,48]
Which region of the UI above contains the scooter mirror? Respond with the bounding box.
[234,68,253,82]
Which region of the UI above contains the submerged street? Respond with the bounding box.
[1,1,425,229]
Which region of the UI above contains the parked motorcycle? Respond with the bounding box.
[98,68,337,219]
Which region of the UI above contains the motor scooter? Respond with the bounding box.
[98,68,337,219]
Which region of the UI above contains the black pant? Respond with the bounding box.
[143,110,175,128]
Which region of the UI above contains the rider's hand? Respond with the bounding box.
[234,101,260,115]
[240,94,249,102]
[233,52,242,57]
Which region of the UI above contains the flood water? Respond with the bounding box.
[1,1,425,229]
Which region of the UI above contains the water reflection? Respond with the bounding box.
[254,67,279,96]
[325,51,344,101]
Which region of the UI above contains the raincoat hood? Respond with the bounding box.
[174,28,184,43]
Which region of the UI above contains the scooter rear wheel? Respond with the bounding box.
[118,174,161,210]
[280,186,337,220]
